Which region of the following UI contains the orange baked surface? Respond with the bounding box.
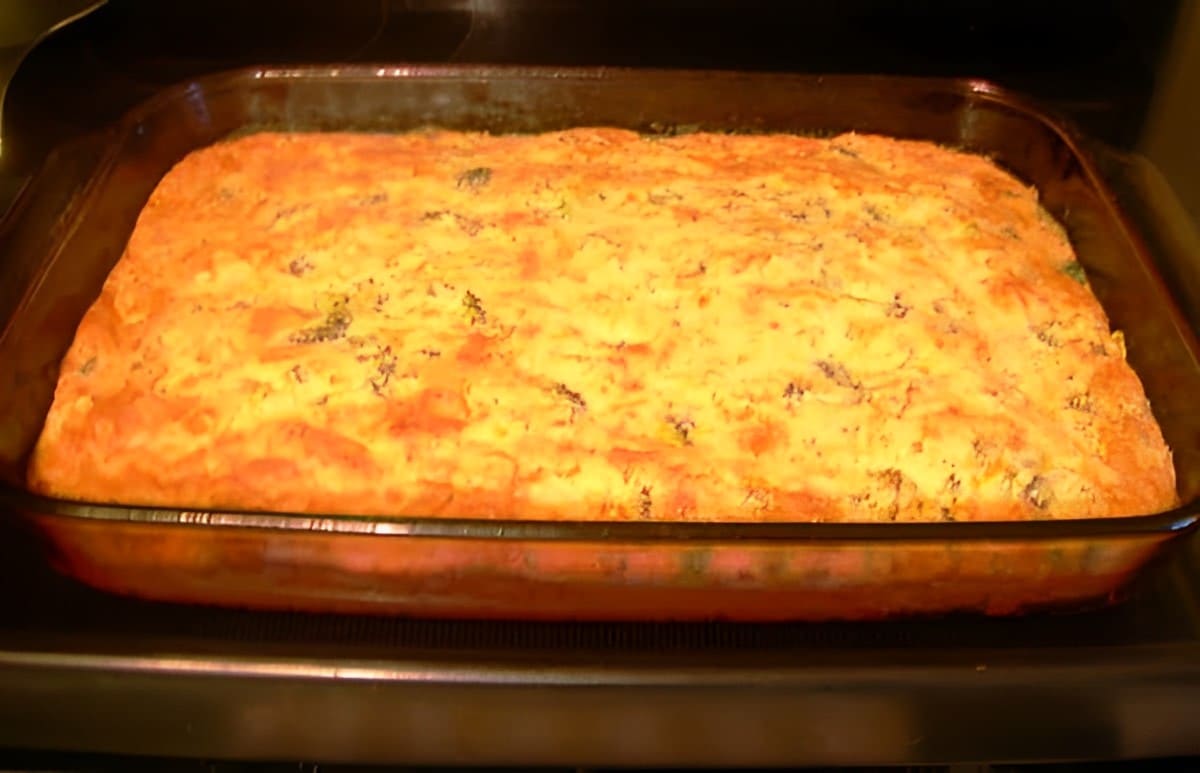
[27,129,1177,521]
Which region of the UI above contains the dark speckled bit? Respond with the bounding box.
[454,214,484,236]
[288,256,314,276]
[463,290,487,325]
[1061,261,1088,285]
[355,192,388,206]
[553,382,587,416]
[1067,393,1095,413]
[369,346,398,395]
[289,308,352,344]
[782,381,804,400]
[1022,475,1052,510]
[816,359,860,390]
[456,167,492,190]
[887,294,910,318]
[668,416,696,445]
[638,486,653,518]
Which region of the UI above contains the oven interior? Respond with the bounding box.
[0,0,1198,768]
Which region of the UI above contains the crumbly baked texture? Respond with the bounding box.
[26,129,1177,521]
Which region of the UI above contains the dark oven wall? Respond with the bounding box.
[0,0,1187,177]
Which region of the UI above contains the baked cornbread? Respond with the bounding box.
[26,129,1177,522]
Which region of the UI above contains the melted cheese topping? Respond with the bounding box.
[27,129,1177,521]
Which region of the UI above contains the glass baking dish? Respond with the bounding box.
[0,65,1197,621]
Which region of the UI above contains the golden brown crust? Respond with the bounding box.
[27,129,1177,521]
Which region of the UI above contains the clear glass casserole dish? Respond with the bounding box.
[0,65,1197,621]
